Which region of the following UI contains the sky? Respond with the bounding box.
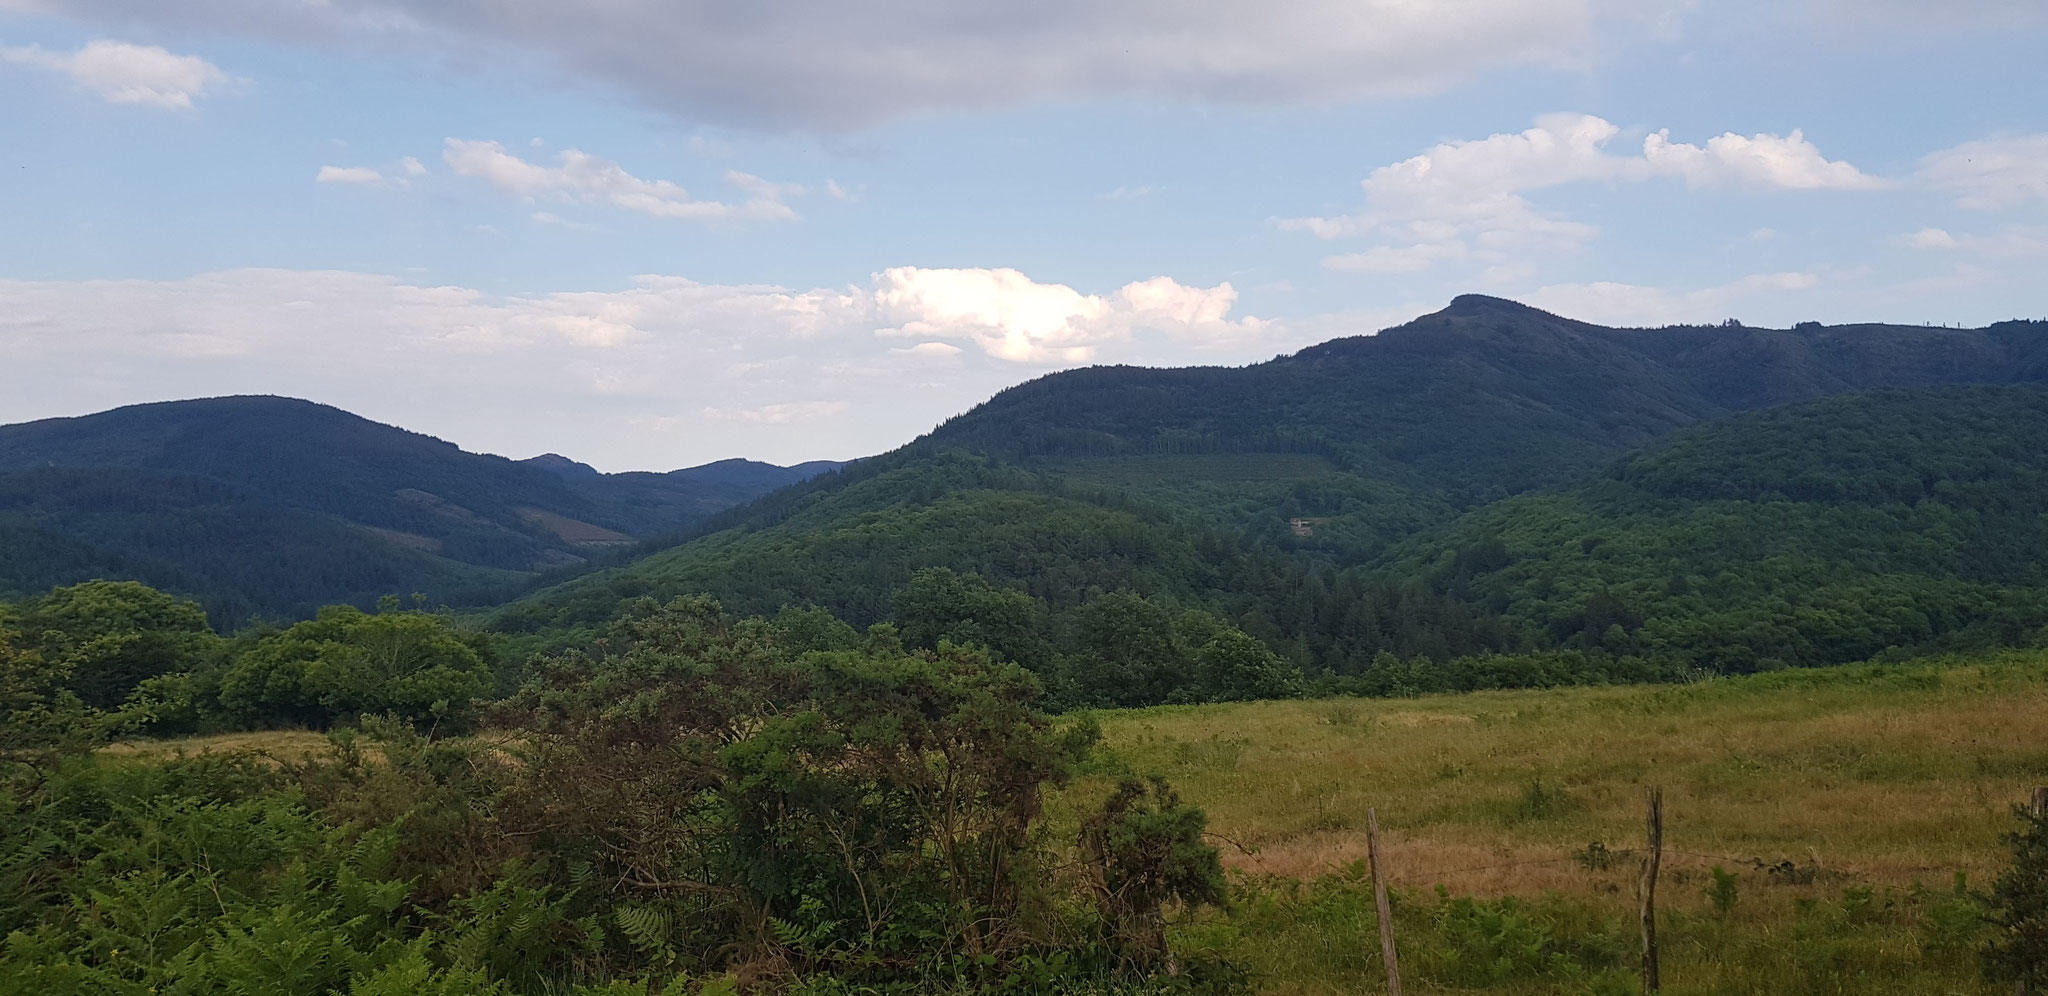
[0,1,2044,470]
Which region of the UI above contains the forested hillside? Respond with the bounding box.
[927,296,2048,502]
[498,380,2048,702]
[0,396,837,623]
[1362,384,2048,671]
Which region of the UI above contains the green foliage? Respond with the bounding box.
[1424,890,1628,986]
[1983,800,2048,987]
[1079,778,1227,966]
[0,598,1243,994]
[1707,865,1740,915]
[219,605,494,730]
[501,596,1108,969]
[1367,385,2048,673]
[19,580,222,710]
[0,623,103,779]
[894,567,1049,670]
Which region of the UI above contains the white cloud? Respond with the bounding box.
[893,341,965,359]
[442,139,802,223]
[1904,227,1958,249]
[1522,271,1820,327]
[8,0,1665,128]
[1100,185,1158,202]
[872,267,1269,363]
[1641,129,1887,191]
[1289,113,1881,275]
[701,401,849,424]
[1920,134,2048,210]
[1900,225,2048,256]
[0,39,236,108]
[316,165,385,185]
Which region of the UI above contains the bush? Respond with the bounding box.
[1984,799,2048,987]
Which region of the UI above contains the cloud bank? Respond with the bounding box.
[0,0,1640,128]
[1294,113,1883,275]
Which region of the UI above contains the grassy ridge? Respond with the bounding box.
[1067,652,2048,993]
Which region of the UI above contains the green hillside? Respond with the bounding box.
[0,396,836,623]
[1363,384,2048,671]
[917,296,2048,539]
[499,381,2048,698]
[491,452,1311,639]
[0,467,516,625]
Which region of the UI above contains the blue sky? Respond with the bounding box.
[1,0,2043,469]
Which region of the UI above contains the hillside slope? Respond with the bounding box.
[1361,384,2048,671]
[500,382,2048,685]
[499,301,2048,666]
[930,296,2048,495]
[918,296,2048,554]
[0,396,836,622]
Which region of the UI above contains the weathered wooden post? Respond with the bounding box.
[1367,806,1403,996]
[1640,785,1663,993]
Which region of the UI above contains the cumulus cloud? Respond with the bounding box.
[1521,271,1820,327]
[2,0,1659,128]
[1641,129,1889,191]
[0,265,1283,467]
[442,139,802,222]
[1920,134,2048,210]
[872,267,1268,363]
[1288,113,1881,275]
[0,39,236,108]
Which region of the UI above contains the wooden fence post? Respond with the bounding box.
[1367,807,1403,996]
[1640,785,1663,994]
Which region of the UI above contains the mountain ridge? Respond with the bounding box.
[0,395,844,622]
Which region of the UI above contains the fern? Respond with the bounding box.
[613,904,670,958]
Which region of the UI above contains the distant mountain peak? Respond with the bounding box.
[1433,294,1573,325]
[519,453,602,479]
[1443,293,1529,313]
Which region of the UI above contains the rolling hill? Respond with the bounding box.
[0,396,839,623]
[496,300,2048,684]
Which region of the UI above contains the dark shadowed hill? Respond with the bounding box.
[0,396,840,623]
[917,295,2048,502]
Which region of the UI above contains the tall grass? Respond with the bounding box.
[1066,651,2048,993]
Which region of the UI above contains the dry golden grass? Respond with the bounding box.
[101,729,338,762]
[1074,653,2048,893]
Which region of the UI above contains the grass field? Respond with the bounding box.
[1066,651,2048,994]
